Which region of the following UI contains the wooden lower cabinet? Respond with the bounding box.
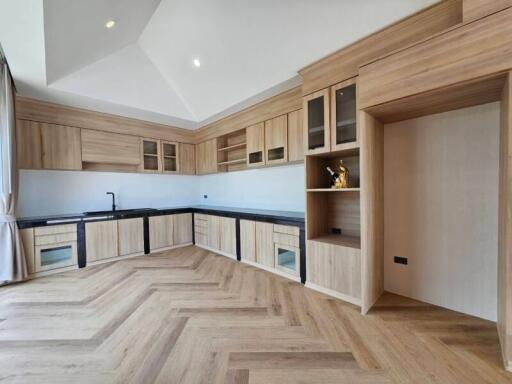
[255,222,274,267]
[173,213,193,245]
[149,215,174,251]
[194,214,236,258]
[219,217,236,256]
[240,220,256,262]
[118,218,144,256]
[85,221,118,262]
[306,240,361,301]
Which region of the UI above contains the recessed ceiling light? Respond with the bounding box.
[105,20,116,29]
[193,58,201,68]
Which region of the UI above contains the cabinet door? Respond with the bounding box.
[149,215,174,251]
[265,115,288,165]
[41,123,82,170]
[179,143,196,175]
[141,138,162,172]
[194,214,208,246]
[85,221,118,262]
[255,222,274,267]
[81,129,140,165]
[118,218,144,256]
[162,141,179,173]
[16,120,42,169]
[207,215,221,250]
[331,79,358,151]
[219,217,236,257]
[287,110,304,162]
[196,139,217,174]
[240,220,256,262]
[246,122,265,168]
[173,213,192,245]
[304,88,330,155]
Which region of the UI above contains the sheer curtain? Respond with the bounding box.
[0,57,27,283]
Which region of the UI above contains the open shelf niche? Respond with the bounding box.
[306,148,361,249]
[217,128,247,172]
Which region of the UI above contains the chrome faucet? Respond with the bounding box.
[106,192,116,212]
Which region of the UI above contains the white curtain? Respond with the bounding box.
[0,61,27,283]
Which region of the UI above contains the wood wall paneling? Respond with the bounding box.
[463,0,512,22]
[117,218,144,256]
[359,7,512,109]
[299,0,463,95]
[499,72,512,371]
[179,143,196,175]
[41,123,82,170]
[85,221,119,262]
[16,120,42,169]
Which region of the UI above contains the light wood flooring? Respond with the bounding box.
[0,245,511,383]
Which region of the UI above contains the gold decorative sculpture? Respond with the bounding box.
[335,160,350,189]
[326,160,350,189]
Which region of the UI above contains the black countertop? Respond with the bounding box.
[17,205,305,228]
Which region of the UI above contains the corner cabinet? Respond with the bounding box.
[196,139,218,175]
[179,143,196,175]
[304,89,330,155]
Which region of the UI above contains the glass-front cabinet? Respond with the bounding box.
[162,141,179,173]
[304,89,330,155]
[274,243,300,277]
[141,138,162,172]
[331,78,358,151]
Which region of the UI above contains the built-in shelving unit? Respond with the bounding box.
[217,128,247,172]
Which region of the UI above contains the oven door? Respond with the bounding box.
[35,241,78,272]
[274,243,300,276]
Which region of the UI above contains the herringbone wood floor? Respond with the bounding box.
[0,245,511,383]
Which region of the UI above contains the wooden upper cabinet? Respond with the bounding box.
[81,129,140,165]
[195,139,217,175]
[359,8,512,109]
[16,120,42,169]
[265,115,288,165]
[463,0,512,22]
[179,143,195,175]
[41,123,82,170]
[246,122,265,168]
[287,109,304,162]
[331,78,358,151]
[304,88,330,155]
[161,141,179,173]
[140,138,162,173]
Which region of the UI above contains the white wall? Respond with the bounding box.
[197,164,305,211]
[16,163,305,217]
[383,102,500,321]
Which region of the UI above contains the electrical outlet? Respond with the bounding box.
[331,228,342,235]
[394,256,408,265]
[203,195,208,199]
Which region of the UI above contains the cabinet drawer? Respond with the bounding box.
[35,224,76,236]
[273,232,299,247]
[35,232,77,246]
[273,224,299,236]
